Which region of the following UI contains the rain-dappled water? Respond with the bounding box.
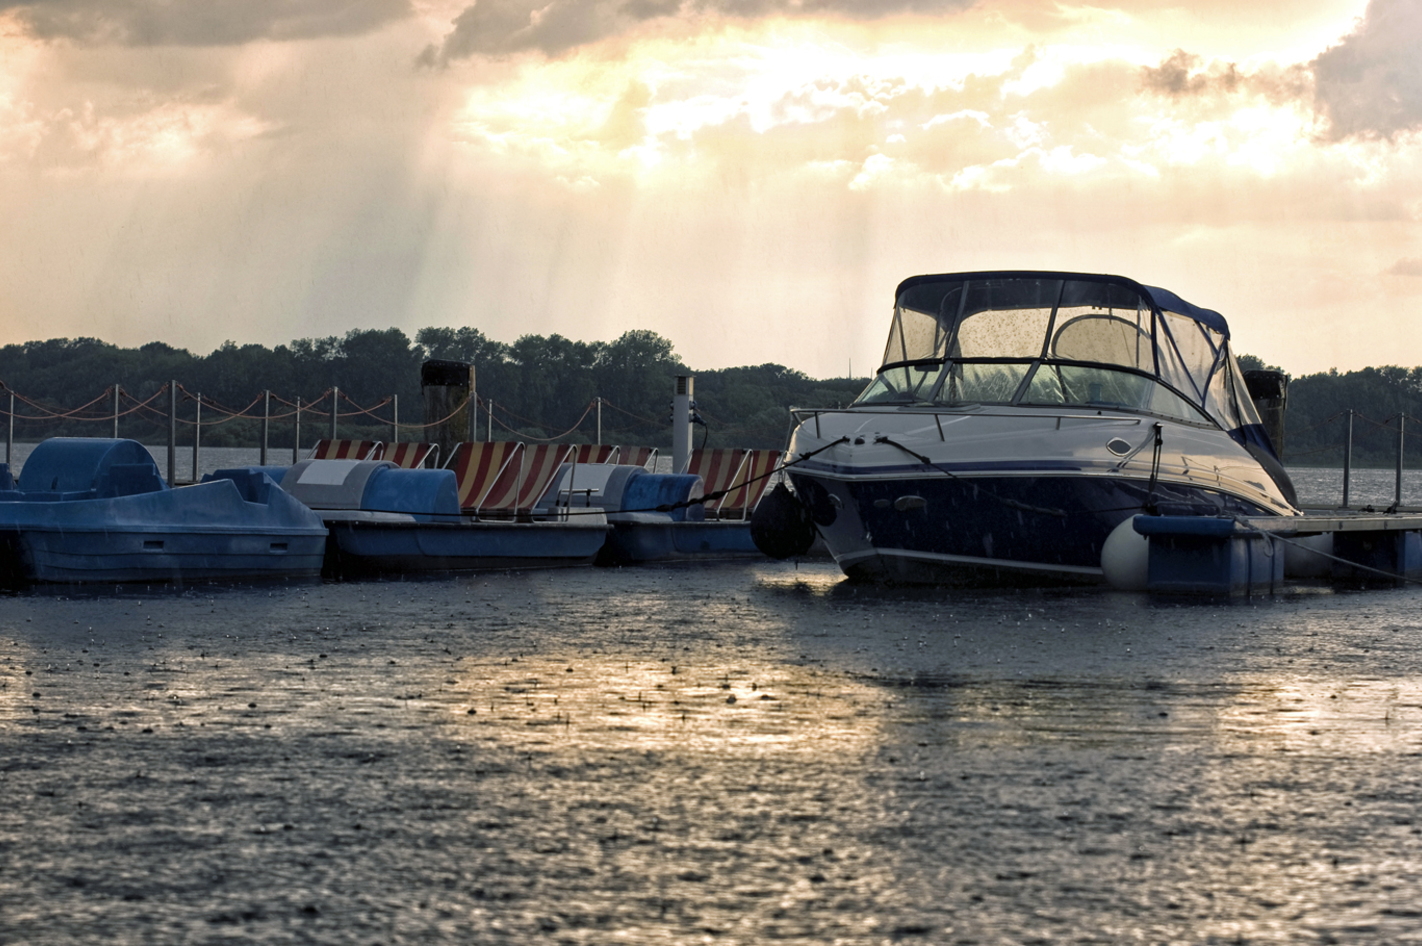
[1289,466,1422,509]
[6,563,1422,944]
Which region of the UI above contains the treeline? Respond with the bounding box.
[7,333,1407,464]
[1269,363,1422,467]
[1240,355,1422,466]
[0,328,866,450]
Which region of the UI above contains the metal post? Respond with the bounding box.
[193,395,202,484]
[167,382,177,486]
[391,394,399,445]
[488,400,494,442]
[1342,410,1353,508]
[1397,413,1406,510]
[6,391,13,465]
[113,385,120,439]
[596,397,602,446]
[672,375,693,474]
[470,367,478,443]
[260,390,270,467]
[294,396,301,463]
[330,387,339,442]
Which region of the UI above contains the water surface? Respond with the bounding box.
[5,564,1422,943]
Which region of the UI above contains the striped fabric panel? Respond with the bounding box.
[447,442,521,511]
[476,447,525,511]
[380,442,438,469]
[716,449,781,517]
[614,446,655,469]
[688,448,748,498]
[511,444,576,510]
[309,439,381,461]
[569,444,616,464]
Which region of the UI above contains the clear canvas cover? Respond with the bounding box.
[858,274,1261,434]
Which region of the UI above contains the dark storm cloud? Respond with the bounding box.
[1,0,412,46]
[1141,50,1240,96]
[421,0,977,63]
[1140,49,1308,106]
[1311,0,1422,141]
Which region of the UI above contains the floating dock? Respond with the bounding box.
[1129,511,1422,595]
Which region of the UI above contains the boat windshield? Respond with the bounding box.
[856,274,1261,432]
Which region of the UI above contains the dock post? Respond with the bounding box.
[330,387,339,443]
[391,394,399,445]
[672,376,693,474]
[168,382,177,485]
[1397,413,1406,510]
[293,396,301,463]
[1342,410,1354,508]
[260,390,270,467]
[6,391,13,465]
[193,395,202,483]
[419,360,474,461]
[112,385,120,439]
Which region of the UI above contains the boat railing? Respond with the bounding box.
[554,487,600,508]
[789,406,1157,440]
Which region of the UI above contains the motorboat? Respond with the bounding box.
[779,271,1299,584]
[0,438,327,585]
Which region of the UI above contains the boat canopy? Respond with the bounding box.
[857,271,1271,448]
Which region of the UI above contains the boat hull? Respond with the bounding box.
[599,519,761,565]
[789,468,1276,586]
[1,526,326,584]
[323,518,610,576]
[0,479,327,585]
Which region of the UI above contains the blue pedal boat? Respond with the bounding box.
[0,438,327,585]
[274,459,611,576]
[535,463,762,564]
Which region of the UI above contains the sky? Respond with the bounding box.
[1,0,1420,380]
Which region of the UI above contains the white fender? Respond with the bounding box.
[1101,517,1150,591]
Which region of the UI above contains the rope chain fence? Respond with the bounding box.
[6,377,1422,507]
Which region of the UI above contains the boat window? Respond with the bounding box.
[952,309,1054,360]
[1204,359,1240,428]
[1021,364,1065,404]
[857,363,942,403]
[1050,310,1152,371]
[1058,365,1150,407]
[1144,382,1210,422]
[950,278,1061,359]
[855,275,1234,428]
[942,363,1032,403]
[1020,364,1210,423]
[1157,311,1221,401]
[882,305,949,367]
[1227,356,1266,428]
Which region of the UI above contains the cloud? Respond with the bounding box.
[1312,0,1422,141]
[1142,50,1240,97]
[0,0,413,46]
[34,99,276,171]
[1140,49,1309,107]
[423,0,977,63]
[1388,258,1422,277]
